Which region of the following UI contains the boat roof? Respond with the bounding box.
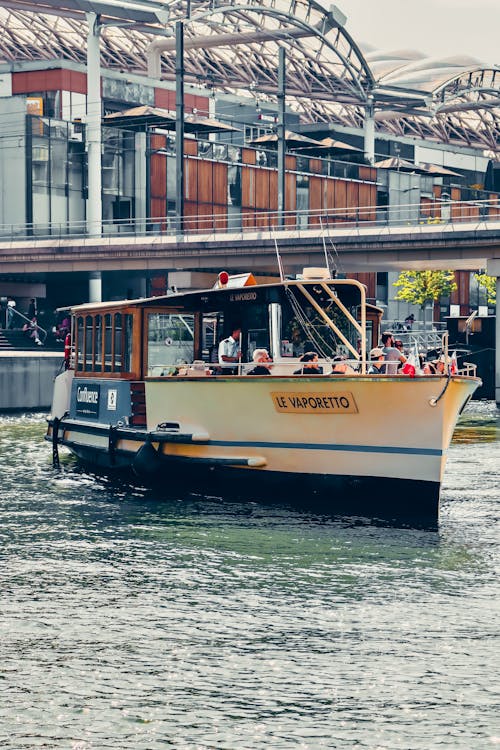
[69,277,368,314]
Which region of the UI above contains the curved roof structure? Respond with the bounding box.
[0,0,498,153]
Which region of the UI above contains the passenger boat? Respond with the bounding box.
[46,269,481,525]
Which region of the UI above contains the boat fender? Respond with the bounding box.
[52,417,60,469]
[132,436,162,477]
[108,424,119,466]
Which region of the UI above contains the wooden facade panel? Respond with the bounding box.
[242,149,256,165]
[213,205,227,232]
[334,180,347,220]
[197,161,213,204]
[213,162,227,205]
[284,172,296,226]
[346,182,359,218]
[309,176,322,224]
[184,139,198,156]
[241,166,256,208]
[197,204,214,231]
[358,182,376,220]
[185,158,198,201]
[309,159,322,175]
[285,155,296,170]
[359,166,376,182]
[184,201,199,232]
[255,169,270,209]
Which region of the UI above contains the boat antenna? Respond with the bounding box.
[274,237,285,282]
[319,217,342,278]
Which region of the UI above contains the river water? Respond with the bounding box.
[0,402,498,749]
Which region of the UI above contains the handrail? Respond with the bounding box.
[0,197,499,244]
[7,307,47,342]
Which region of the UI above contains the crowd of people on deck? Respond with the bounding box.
[209,324,453,377]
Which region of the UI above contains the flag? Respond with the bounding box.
[450,351,458,375]
[402,343,421,378]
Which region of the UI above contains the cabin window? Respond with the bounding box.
[123,313,133,373]
[104,313,113,372]
[85,315,93,370]
[147,312,194,375]
[93,315,103,372]
[77,316,84,370]
[74,310,135,376]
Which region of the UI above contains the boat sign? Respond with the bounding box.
[75,383,100,417]
[271,392,358,414]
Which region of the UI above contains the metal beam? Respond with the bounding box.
[175,20,184,234]
[277,46,286,228]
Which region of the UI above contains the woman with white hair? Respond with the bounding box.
[246,348,273,375]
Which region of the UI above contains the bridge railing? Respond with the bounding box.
[0,198,499,243]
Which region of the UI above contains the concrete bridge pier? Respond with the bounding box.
[89,270,102,303]
[486,258,500,406]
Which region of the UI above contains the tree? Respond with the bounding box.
[393,270,457,308]
[474,272,496,305]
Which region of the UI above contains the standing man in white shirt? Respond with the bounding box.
[218,326,242,374]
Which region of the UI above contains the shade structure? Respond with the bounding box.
[374,156,428,173]
[103,106,239,133]
[248,130,325,149]
[315,137,362,152]
[418,162,463,177]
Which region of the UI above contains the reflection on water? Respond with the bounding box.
[0,402,498,749]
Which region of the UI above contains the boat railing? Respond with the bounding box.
[148,356,476,378]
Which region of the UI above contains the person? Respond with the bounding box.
[294,351,323,375]
[330,354,356,375]
[422,359,437,375]
[246,348,273,375]
[218,326,241,374]
[381,331,406,374]
[368,347,386,374]
[27,298,37,320]
[23,316,42,345]
[7,298,16,329]
[404,313,415,330]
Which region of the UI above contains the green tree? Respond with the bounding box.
[393,270,457,308]
[474,272,496,305]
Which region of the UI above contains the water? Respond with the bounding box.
[0,402,499,749]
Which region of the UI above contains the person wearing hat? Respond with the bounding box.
[331,354,356,375]
[368,347,386,374]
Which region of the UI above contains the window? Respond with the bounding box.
[75,310,135,375]
[147,312,194,375]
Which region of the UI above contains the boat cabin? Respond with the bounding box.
[69,275,382,380]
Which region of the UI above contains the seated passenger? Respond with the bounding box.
[422,359,437,375]
[368,347,386,374]
[246,348,273,375]
[294,351,323,375]
[331,354,356,375]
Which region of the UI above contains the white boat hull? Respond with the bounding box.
[47,373,479,525]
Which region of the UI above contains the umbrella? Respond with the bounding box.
[418,163,463,177]
[247,130,325,149]
[374,156,428,173]
[103,106,239,133]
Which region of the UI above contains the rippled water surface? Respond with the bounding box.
[0,402,499,749]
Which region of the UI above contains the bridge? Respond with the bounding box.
[1,203,500,276]
[1,201,499,404]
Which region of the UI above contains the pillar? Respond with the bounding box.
[486,258,500,406]
[89,271,102,303]
[277,46,286,228]
[364,93,375,165]
[175,20,184,234]
[86,12,102,238]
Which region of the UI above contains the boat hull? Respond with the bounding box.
[46,373,480,526]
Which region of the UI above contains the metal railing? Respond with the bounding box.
[4,307,47,343]
[0,198,499,244]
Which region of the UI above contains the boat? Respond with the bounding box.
[45,269,481,526]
